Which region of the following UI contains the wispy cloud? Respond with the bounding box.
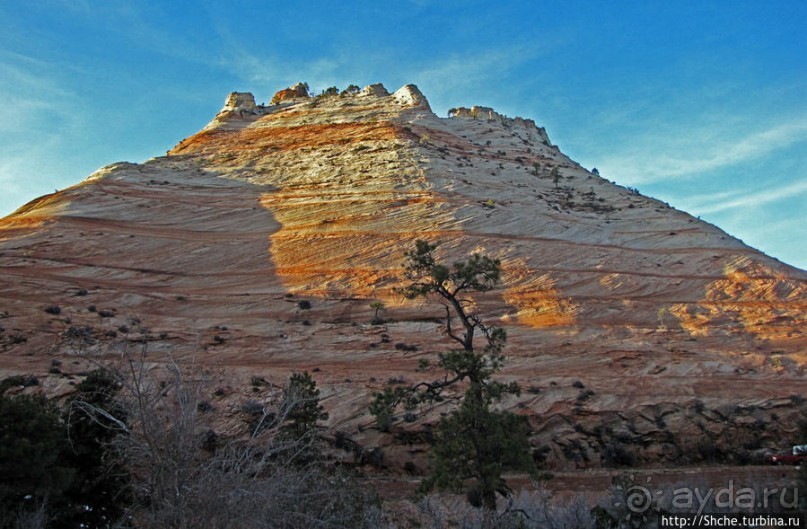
[681,179,807,215]
[598,116,807,185]
[700,204,807,269]
[209,2,558,113]
[406,49,529,112]
[206,15,361,98]
[0,51,76,119]
[224,49,349,97]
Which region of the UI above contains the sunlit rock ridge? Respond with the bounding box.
[1,82,805,469]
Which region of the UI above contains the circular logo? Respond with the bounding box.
[613,474,664,523]
[625,485,653,513]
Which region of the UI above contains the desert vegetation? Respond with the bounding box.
[4,364,801,529]
[0,351,625,528]
[1,349,385,529]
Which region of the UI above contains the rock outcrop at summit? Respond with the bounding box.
[222,92,257,113]
[361,83,390,97]
[270,82,310,105]
[392,84,430,109]
[449,106,552,145]
[1,82,805,471]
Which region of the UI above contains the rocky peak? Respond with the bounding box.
[289,81,309,95]
[449,105,552,145]
[392,84,430,110]
[221,92,257,113]
[270,82,310,105]
[448,105,500,121]
[360,83,389,97]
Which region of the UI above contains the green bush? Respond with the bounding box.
[0,369,130,528]
[0,394,73,527]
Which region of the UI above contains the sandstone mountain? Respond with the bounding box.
[1,83,805,469]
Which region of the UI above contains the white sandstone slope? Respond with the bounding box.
[1,83,805,468]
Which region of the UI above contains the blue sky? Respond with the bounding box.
[1,1,805,269]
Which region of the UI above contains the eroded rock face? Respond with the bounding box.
[392,84,430,109]
[270,82,310,105]
[1,82,805,471]
[449,105,500,121]
[222,92,257,113]
[360,83,389,97]
[449,106,552,145]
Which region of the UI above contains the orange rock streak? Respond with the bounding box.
[170,122,403,155]
[670,257,807,341]
[503,263,579,328]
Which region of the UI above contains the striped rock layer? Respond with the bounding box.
[1,83,805,468]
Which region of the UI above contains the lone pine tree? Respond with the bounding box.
[277,371,329,465]
[371,240,535,510]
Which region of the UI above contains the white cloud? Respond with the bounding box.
[598,116,807,185]
[682,179,807,215]
[227,51,348,97]
[0,51,73,105]
[704,207,807,269]
[209,6,555,113]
